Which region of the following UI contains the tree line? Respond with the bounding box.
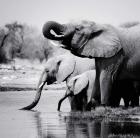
[0,21,59,63]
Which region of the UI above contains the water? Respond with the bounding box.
[0,90,140,138]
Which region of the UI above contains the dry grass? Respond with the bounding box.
[64,107,140,122]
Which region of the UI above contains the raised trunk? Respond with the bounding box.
[42,21,65,40]
[20,71,47,110]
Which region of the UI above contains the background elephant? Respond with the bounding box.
[110,80,139,107]
[43,20,140,106]
[21,52,95,110]
[58,70,97,111]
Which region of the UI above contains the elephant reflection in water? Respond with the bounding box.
[65,117,140,138]
[33,112,66,138]
[32,111,140,138]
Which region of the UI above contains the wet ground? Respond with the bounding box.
[1,90,140,138]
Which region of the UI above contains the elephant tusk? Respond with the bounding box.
[49,40,60,47]
[38,82,45,89]
[53,33,64,38]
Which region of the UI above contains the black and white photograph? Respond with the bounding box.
[1,0,140,137]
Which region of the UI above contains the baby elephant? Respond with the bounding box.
[57,70,97,111]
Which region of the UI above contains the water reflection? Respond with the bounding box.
[33,111,140,138]
[33,111,66,138]
[1,91,140,138]
[64,116,140,138]
[34,112,46,138]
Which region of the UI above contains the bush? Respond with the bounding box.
[0,21,59,63]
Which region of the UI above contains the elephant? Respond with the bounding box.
[42,20,140,106]
[58,70,98,111]
[110,80,139,107]
[58,77,139,110]
[21,52,95,110]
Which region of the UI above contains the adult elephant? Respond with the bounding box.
[43,20,140,106]
[21,52,95,110]
[110,80,139,107]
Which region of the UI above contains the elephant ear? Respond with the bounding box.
[73,74,89,95]
[56,55,75,83]
[71,23,122,58]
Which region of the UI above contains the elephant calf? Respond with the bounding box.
[57,70,98,111]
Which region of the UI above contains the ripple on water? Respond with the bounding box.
[0,91,140,138]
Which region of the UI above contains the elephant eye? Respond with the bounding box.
[45,69,49,72]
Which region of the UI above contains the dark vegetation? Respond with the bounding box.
[64,107,140,122]
[0,21,65,64]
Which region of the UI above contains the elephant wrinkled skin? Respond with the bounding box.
[58,70,98,111]
[43,20,140,106]
[21,52,95,110]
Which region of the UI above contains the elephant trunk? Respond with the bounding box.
[20,71,48,110]
[42,21,65,40]
[57,93,72,111]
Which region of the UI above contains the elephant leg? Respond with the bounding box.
[100,70,112,106]
[109,95,121,107]
[82,96,87,111]
[131,81,139,107]
[87,70,100,110]
[123,98,129,107]
[109,81,121,107]
[85,76,100,111]
[130,92,139,107]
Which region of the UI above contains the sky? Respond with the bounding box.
[0,0,140,31]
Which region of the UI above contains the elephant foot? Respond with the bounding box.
[122,106,128,110]
[86,103,92,111]
[86,99,99,111]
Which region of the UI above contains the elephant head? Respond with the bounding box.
[21,54,76,110]
[43,21,122,58]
